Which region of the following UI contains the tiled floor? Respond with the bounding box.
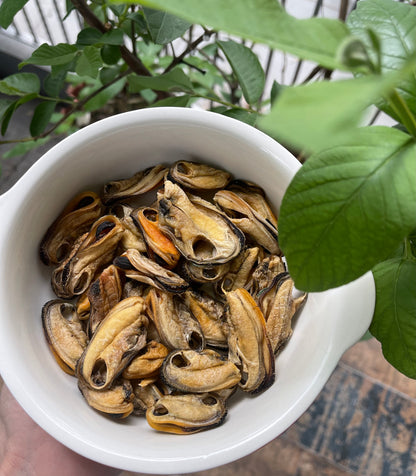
[1,101,415,476]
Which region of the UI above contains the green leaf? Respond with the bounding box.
[43,70,67,97]
[101,44,122,65]
[371,256,416,378]
[0,100,18,136]
[20,44,79,67]
[150,94,191,107]
[221,108,258,126]
[75,46,103,79]
[217,40,265,105]
[1,94,40,135]
[101,29,125,45]
[0,0,29,29]
[76,27,103,45]
[260,72,406,154]
[0,73,40,96]
[347,0,416,119]
[0,97,15,118]
[30,101,57,137]
[278,126,416,292]
[2,137,50,159]
[77,27,125,46]
[128,68,193,93]
[143,7,191,44]
[83,77,126,111]
[123,0,349,69]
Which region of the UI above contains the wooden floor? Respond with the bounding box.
[1,105,416,476]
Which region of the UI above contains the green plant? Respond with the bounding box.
[0,0,415,378]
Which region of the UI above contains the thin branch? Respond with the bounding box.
[0,70,131,146]
[164,29,215,74]
[70,0,151,77]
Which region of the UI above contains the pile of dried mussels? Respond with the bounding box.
[40,161,306,435]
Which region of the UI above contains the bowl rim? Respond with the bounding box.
[0,107,375,474]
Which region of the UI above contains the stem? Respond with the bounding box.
[387,89,416,138]
[164,30,214,74]
[38,95,72,105]
[70,0,151,77]
[0,70,131,146]
[191,93,258,114]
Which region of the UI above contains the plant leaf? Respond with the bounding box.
[2,137,50,159]
[0,0,29,29]
[76,27,103,45]
[128,68,193,93]
[278,126,416,292]
[347,0,416,119]
[371,256,416,379]
[30,101,57,137]
[0,73,40,96]
[150,94,191,107]
[75,46,103,79]
[0,100,18,136]
[260,72,407,154]
[83,78,126,111]
[20,44,79,67]
[124,0,349,69]
[143,7,191,44]
[217,40,265,105]
[221,108,258,126]
[0,97,15,118]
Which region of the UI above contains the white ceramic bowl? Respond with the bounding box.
[0,108,375,474]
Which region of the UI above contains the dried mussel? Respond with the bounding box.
[78,378,134,418]
[226,288,275,394]
[114,248,189,293]
[77,296,148,390]
[146,393,227,434]
[39,160,306,435]
[40,191,103,266]
[168,160,232,190]
[214,189,280,255]
[42,300,88,375]
[130,207,181,269]
[162,349,241,393]
[102,164,167,204]
[146,288,205,351]
[157,180,245,265]
[52,215,124,299]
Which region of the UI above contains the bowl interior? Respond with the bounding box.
[0,109,374,474]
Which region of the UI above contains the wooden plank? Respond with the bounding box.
[284,365,416,475]
[341,338,416,399]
